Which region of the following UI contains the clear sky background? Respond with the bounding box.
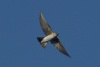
[0,0,100,67]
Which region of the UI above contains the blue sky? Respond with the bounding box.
[0,0,100,67]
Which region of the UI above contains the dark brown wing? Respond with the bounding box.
[39,12,53,35]
[51,38,71,57]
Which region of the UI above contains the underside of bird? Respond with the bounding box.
[37,11,71,57]
[37,32,58,48]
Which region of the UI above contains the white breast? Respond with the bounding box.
[41,33,57,43]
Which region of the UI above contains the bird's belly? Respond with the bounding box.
[41,34,56,43]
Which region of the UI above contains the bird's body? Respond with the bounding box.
[41,32,58,43]
[37,11,71,57]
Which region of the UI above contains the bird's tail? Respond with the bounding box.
[37,37,47,48]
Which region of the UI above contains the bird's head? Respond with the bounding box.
[55,32,59,36]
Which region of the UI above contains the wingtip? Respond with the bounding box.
[65,53,71,58]
[67,55,71,58]
[40,11,43,19]
[40,10,43,16]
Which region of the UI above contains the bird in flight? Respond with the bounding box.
[37,11,70,57]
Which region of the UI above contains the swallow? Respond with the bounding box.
[37,11,71,57]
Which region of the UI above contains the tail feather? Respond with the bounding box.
[37,37,47,48]
[37,37,43,42]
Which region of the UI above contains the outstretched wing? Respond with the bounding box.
[51,38,71,57]
[39,12,53,35]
